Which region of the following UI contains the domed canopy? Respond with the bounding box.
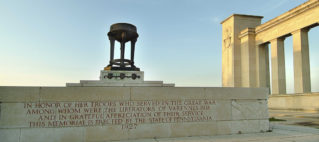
[108,23,138,42]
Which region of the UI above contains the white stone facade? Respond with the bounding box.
[221,0,319,94]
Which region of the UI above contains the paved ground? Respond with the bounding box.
[269,109,319,129]
[118,124,319,142]
[116,110,319,142]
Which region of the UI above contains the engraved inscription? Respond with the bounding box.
[23,100,216,129]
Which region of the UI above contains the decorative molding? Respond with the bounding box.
[220,14,263,24]
[239,28,256,39]
[255,0,319,34]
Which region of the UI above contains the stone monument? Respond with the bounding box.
[66,23,174,87]
[0,23,270,142]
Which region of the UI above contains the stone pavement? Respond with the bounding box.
[117,123,319,142]
[269,109,319,129]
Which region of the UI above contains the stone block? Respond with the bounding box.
[85,125,129,142]
[170,122,218,137]
[259,119,270,132]
[230,119,269,134]
[131,87,268,101]
[231,100,269,120]
[204,87,268,100]
[0,128,20,142]
[119,139,156,142]
[40,87,130,101]
[0,103,30,128]
[131,87,205,100]
[216,121,232,135]
[217,119,269,135]
[0,87,40,103]
[210,100,232,120]
[128,123,171,140]
[268,93,319,111]
[20,127,84,142]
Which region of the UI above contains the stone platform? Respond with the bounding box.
[268,92,319,111]
[0,86,269,142]
[66,70,174,87]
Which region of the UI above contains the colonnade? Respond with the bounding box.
[259,28,312,94]
[221,0,318,95]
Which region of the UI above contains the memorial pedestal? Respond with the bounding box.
[66,70,174,87]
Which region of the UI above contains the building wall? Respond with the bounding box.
[0,86,269,142]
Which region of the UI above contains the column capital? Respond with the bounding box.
[239,28,256,39]
[291,28,309,35]
[270,37,285,43]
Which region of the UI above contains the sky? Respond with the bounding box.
[0,0,318,93]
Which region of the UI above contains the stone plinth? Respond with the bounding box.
[66,70,174,87]
[0,86,270,142]
[268,92,319,111]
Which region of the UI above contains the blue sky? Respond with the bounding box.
[0,0,318,93]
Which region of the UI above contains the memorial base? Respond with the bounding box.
[0,86,270,142]
[66,70,174,87]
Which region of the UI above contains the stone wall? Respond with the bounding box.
[269,93,319,111]
[0,87,269,142]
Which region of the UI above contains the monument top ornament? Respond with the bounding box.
[105,23,140,71]
[66,23,174,87]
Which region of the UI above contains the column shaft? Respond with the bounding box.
[256,44,270,89]
[109,37,115,64]
[292,29,311,93]
[240,28,257,87]
[130,40,136,65]
[120,42,125,67]
[271,38,286,94]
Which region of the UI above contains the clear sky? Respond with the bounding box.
[0,0,318,93]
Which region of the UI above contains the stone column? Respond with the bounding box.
[256,44,270,89]
[292,29,311,93]
[239,28,257,87]
[270,38,286,94]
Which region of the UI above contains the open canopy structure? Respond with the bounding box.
[105,23,140,71]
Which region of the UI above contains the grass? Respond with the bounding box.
[269,117,287,121]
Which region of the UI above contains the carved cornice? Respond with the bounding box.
[239,28,256,39]
[220,14,263,24]
[255,0,319,34]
